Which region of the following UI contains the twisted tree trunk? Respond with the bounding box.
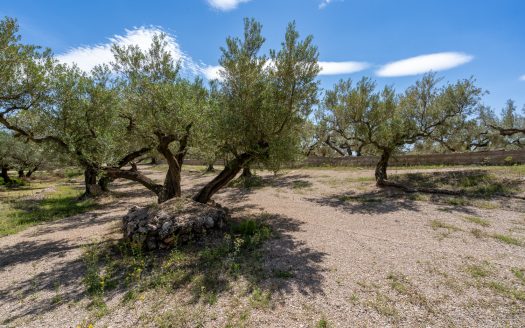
[1,166,12,183]
[83,165,102,197]
[98,176,111,192]
[25,165,38,177]
[241,166,252,178]
[375,148,392,186]
[193,153,254,204]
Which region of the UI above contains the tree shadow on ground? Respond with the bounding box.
[82,213,326,309]
[307,190,422,215]
[390,169,523,198]
[308,189,482,215]
[0,213,327,325]
[0,241,86,325]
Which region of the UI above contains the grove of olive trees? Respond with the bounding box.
[1,15,524,199]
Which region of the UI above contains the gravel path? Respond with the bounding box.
[1,167,524,327]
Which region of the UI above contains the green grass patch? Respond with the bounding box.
[430,220,461,232]
[470,228,485,239]
[64,167,84,178]
[485,281,525,301]
[463,216,490,227]
[291,180,312,189]
[466,263,491,278]
[229,174,265,189]
[81,216,274,317]
[387,272,433,313]
[391,169,522,199]
[445,197,470,206]
[273,269,294,279]
[492,234,522,246]
[512,268,525,284]
[316,317,330,328]
[0,184,95,236]
[0,176,27,187]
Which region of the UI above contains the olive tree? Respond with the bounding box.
[483,100,525,148]
[104,34,208,203]
[193,18,320,203]
[323,74,482,186]
[0,16,54,173]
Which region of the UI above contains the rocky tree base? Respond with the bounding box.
[122,198,227,250]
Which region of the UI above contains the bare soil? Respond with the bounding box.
[1,165,524,327]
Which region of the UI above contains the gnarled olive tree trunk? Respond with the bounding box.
[193,153,254,204]
[25,165,38,177]
[83,165,102,197]
[1,166,12,183]
[241,166,252,178]
[375,148,392,186]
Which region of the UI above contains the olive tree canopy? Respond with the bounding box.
[193,18,320,203]
[323,73,483,186]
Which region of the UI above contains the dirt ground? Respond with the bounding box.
[1,165,524,327]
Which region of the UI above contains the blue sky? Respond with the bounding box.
[2,0,524,113]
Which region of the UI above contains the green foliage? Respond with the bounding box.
[229,174,265,189]
[0,17,54,119]
[209,18,320,168]
[482,100,525,149]
[112,34,207,157]
[323,73,482,180]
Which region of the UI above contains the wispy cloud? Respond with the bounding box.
[319,61,370,75]
[519,74,525,81]
[58,27,196,74]
[201,65,223,80]
[319,0,332,9]
[207,0,251,11]
[376,52,473,77]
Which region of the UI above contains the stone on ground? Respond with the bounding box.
[122,197,227,250]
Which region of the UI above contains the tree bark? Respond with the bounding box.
[375,148,392,186]
[150,157,157,165]
[25,166,38,177]
[193,153,254,204]
[98,176,111,192]
[155,126,191,203]
[241,167,253,178]
[18,170,24,178]
[325,136,346,156]
[83,166,102,197]
[1,166,12,183]
[104,167,164,197]
[206,164,215,172]
[158,165,181,203]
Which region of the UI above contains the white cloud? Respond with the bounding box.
[58,27,195,73]
[201,60,369,79]
[201,65,223,80]
[520,74,525,81]
[319,61,369,75]
[376,52,473,77]
[319,0,332,9]
[207,0,251,11]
